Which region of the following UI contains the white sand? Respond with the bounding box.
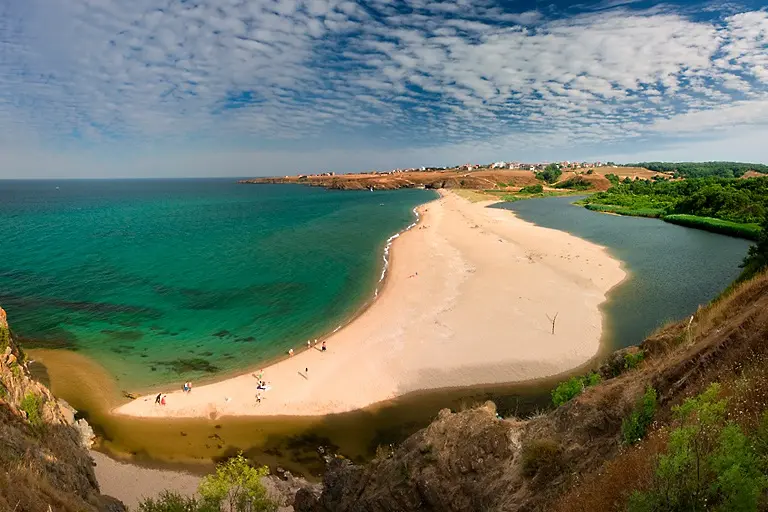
[114,190,625,419]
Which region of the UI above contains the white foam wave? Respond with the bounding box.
[375,206,422,296]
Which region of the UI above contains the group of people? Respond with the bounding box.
[290,340,327,356]
[152,381,193,407]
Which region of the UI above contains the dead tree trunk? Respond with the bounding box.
[546,312,559,335]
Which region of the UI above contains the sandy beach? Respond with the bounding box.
[115,190,625,419]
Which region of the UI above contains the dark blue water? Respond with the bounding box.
[494,196,752,349]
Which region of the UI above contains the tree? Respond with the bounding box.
[740,216,768,280]
[139,454,277,512]
[199,454,277,512]
[536,164,562,184]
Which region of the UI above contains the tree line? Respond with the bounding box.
[623,161,768,178]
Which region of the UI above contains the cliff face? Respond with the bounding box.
[0,308,124,511]
[295,271,768,512]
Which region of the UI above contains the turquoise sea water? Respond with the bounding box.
[0,180,435,389]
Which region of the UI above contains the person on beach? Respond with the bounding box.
[256,392,262,404]
[155,393,162,405]
[182,382,188,393]
[288,348,294,357]
[307,340,311,349]
[160,395,166,406]
[322,341,327,352]
[187,381,192,393]
[305,367,309,377]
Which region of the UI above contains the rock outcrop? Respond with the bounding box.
[0,307,125,511]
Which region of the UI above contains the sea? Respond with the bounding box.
[0,179,436,389]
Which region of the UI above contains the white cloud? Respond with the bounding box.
[0,1,767,177]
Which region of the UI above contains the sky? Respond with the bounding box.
[0,0,767,178]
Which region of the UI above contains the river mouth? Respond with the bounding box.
[30,347,560,478]
[28,195,752,477]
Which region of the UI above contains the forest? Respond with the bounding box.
[623,161,768,178]
[580,176,768,240]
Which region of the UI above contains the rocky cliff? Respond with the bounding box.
[0,307,124,511]
[294,270,768,511]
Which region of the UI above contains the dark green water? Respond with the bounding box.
[0,180,435,388]
[494,196,753,349]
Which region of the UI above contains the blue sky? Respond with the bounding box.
[0,0,767,178]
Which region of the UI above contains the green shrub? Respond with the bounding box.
[519,184,544,194]
[141,454,277,512]
[139,491,204,512]
[198,453,277,512]
[623,350,645,370]
[535,164,562,184]
[740,215,768,280]
[628,383,768,511]
[20,392,44,428]
[621,387,657,445]
[586,169,594,175]
[552,372,602,407]
[0,327,9,352]
[521,438,562,478]
[554,176,592,190]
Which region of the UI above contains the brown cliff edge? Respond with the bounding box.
[0,307,125,511]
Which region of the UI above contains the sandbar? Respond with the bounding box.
[114,190,625,418]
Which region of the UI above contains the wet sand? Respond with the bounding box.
[113,190,626,419]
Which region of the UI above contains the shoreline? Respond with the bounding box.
[111,189,626,419]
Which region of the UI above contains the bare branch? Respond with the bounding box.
[546,312,559,335]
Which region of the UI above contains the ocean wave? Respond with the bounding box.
[376,206,421,296]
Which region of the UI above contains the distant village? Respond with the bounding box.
[290,160,614,179]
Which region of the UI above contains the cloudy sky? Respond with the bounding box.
[1,0,767,178]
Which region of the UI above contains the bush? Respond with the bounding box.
[20,392,44,429]
[536,164,562,184]
[586,169,594,175]
[519,184,544,194]
[621,387,657,445]
[740,215,768,280]
[554,176,592,190]
[521,438,562,478]
[198,453,277,512]
[628,383,768,511]
[141,453,277,512]
[623,350,645,370]
[552,372,602,407]
[139,491,204,512]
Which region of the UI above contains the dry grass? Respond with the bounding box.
[452,189,495,202]
[553,431,667,512]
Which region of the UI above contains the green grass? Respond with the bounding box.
[661,214,761,240]
[583,203,665,218]
[551,372,602,407]
[20,393,44,429]
[621,387,657,445]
